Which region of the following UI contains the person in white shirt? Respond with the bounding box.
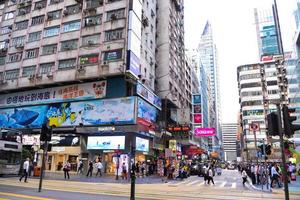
[242,168,248,186]
[96,161,103,177]
[271,163,281,188]
[19,158,30,183]
[207,167,215,185]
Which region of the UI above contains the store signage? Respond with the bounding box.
[136,83,162,110]
[0,81,107,108]
[193,114,202,124]
[98,127,116,132]
[50,136,80,146]
[194,128,216,137]
[184,145,204,156]
[153,143,164,151]
[126,50,140,79]
[167,125,190,132]
[0,97,135,129]
[79,55,99,65]
[169,140,177,151]
[103,49,122,61]
[193,105,201,113]
[193,94,201,104]
[87,136,125,150]
[52,147,65,152]
[22,135,40,146]
[136,137,149,152]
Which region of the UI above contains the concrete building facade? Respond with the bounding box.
[221,123,238,162]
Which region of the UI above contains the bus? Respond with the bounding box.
[0,129,22,176]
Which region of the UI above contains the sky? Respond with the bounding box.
[184,0,297,123]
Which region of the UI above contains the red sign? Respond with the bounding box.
[250,123,259,131]
[194,128,215,137]
[193,114,202,123]
[184,145,204,156]
[167,125,190,132]
[137,117,155,130]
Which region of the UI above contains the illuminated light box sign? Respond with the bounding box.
[194,128,216,137]
[193,114,202,124]
[87,136,125,150]
[136,137,149,152]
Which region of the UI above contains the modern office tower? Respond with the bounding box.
[198,21,221,152]
[254,4,283,60]
[0,0,162,172]
[155,0,187,124]
[221,123,238,162]
[237,61,282,161]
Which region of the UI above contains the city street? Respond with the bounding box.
[1,170,299,200]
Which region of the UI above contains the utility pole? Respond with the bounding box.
[130,143,136,200]
[38,140,47,192]
[262,139,266,164]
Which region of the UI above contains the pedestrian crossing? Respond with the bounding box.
[167,178,241,189]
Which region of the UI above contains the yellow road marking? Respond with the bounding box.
[0,198,10,200]
[0,192,55,200]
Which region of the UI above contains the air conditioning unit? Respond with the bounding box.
[28,74,35,80]
[0,80,7,84]
[87,40,94,45]
[19,9,26,15]
[110,13,117,20]
[36,3,43,9]
[142,16,149,27]
[47,72,53,78]
[52,0,60,3]
[15,43,24,49]
[36,73,42,79]
[85,19,96,26]
[64,44,72,50]
[77,65,85,72]
[84,7,96,14]
[46,15,53,21]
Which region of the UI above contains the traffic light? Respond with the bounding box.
[259,144,264,155]
[40,123,52,141]
[282,105,300,137]
[267,112,279,136]
[265,144,272,155]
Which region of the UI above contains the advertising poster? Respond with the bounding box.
[194,128,216,137]
[50,136,80,146]
[169,140,177,151]
[126,50,140,79]
[193,94,201,104]
[0,97,135,128]
[136,83,161,110]
[137,97,157,124]
[87,136,125,150]
[193,105,201,113]
[193,114,202,124]
[0,81,107,108]
[22,135,40,146]
[136,137,149,152]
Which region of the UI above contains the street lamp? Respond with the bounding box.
[115,144,120,180]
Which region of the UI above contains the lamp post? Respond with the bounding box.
[115,144,120,180]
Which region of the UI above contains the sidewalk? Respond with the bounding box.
[29,171,164,184]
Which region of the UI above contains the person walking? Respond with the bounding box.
[63,160,71,179]
[271,163,281,188]
[121,163,127,180]
[242,168,248,186]
[86,161,93,177]
[77,159,83,174]
[207,167,215,185]
[96,160,103,177]
[19,158,30,183]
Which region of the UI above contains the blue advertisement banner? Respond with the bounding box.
[87,136,125,150]
[126,50,140,79]
[0,97,135,128]
[136,137,149,152]
[193,94,201,104]
[137,97,157,124]
[136,83,161,110]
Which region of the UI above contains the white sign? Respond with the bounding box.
[51,146,65,152]
[87,136,125,150]
[22,135,40,146]
[0,81,107,108]
[136,137,149,152]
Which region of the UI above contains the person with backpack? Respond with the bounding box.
[63,160,71,179]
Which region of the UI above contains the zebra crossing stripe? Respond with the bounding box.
[231,182,237,188]
[172,180,189,186]
[186,180,199,186]
[219,181,227,187]
[197,181,205,186]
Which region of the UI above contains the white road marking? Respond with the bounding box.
[219,181,227,188]
[197,181,205,186]
[186,180,199,186]
[231,182,237,188]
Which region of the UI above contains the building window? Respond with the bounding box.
[103,49,122,61]
[8,53,22,63]
[0,41,9,49]
[39,62,54,74]
[65,4,82,15]
[79,54,99,65]
[107,0,122,3]
[60,39,78,51]
[44,26,60,37]
[42,44,57,55]
[84,15,102,27]
[47,10,62,21]
[4,12,14,20]
[50,0,63,5]
[104,29,123,41]
[34,0,47,10]
[28,31,42,42]
[0,2,5,9]
[62,20,81,32]
[0,72,4,81]
[18,6,31,16]
[5,69,19,80]
[25,48,39,59]
[0,56,5,65]
[106,8,125,21]
[86,0,103,8]
[12,36,25,47]
[1,26,12,35]
[58,58,76,69]
[82,34,101,46]
[22,66,36,77]
[15,20,29,30]
[31,15,45,26]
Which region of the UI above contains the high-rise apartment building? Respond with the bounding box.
[221,123,238,162]
[198,21,221,152]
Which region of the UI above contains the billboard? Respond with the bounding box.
[0,81,107,108]
[193,95,201,104]
[0,97,135,128]
[193,114,202,124]
[137,97,157,124]
[126,50,140,79]
[194,128,216,137]
[136,82,161,110]
[50,136,80,146]
[136,137,149,152]
[22,135,40,146]
[87,136,125,150]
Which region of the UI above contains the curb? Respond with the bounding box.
[244,176,272,193]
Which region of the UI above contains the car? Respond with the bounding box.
[227,164,236,170]
[190,163,205,176]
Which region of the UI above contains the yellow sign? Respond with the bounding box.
[169,140,177,151]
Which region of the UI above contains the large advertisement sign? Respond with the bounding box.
[136,83,161,110]
[126,50,140,79]
[193,95,201,104]
[87,136,125,150]
[0,97,135,128]
[137,97,157,125]
[50,136,80,146]
[194,128,216,137]
[0,81,107,108]
[193,114,202,124]
[136,137,149,152]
